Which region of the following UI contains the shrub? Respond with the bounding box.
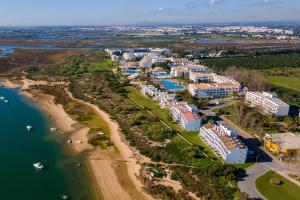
[269,178,281,185]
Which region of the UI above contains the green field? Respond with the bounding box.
[128,88,217,159]
[265,75,300,92]
[256,171,300,200]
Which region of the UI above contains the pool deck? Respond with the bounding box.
[159,80,186,91]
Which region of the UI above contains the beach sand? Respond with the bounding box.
[2,78,153,200]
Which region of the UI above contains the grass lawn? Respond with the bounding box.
[234,163,254,170]
[265,76,300,92]
[128,87,217,159]
[256,171,300,200]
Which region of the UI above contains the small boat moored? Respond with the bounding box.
[26,125,33,131]
[33,162,46,170]
[59,194,69,199]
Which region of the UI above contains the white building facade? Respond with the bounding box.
[189,83,240,98]
[170,103,201,131]
[245,92,290,116]
[199,124,248,164]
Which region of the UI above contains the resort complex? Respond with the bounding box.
[245,91,290,116]
[99,46,300,200]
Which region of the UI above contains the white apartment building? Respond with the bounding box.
[189,83,240,98]
[139,53,164,68]
[245,92,290,117]
[212,74,240,85]
[123,51,149,61]
[189,72,214,83]
[199,124,248,164]
[189,72,239,84]
[170,103,201,131]
[150,67,171,79]
[171,65,209,78]
[123,53,136,61]
[170,67,188,78]
[159,92,177,108]
[140,85,161,99]
[149,48,171,56]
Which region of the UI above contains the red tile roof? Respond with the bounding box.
[182,112,201,121]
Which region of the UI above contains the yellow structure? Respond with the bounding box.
[264,133,300,159]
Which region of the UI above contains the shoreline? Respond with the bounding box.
[1,78,152,200]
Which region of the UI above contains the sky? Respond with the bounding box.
[0,0,299,26]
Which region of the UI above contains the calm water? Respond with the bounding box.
[195,38,240,44]
[0,87,99,200]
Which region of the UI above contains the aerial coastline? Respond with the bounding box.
[2,78,152,200]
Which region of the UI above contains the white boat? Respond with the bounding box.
[50,127,57,131]
[4,100,9,103]
[0,96,4,100]
[26,125,33,131]
[33,162,45,170]
[60,195,69,199]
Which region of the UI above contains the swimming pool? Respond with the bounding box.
[160,80,185,90]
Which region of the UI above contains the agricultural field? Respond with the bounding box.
[264,67,300,92]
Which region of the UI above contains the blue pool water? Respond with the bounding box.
[160,80,185,90]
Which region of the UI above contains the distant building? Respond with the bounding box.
[170,66,188,78]
[120,66,140,74]
[170,103,201,131]
[150,67,171,79]
[139,53,164,68]
[170,65,209,78]
[189,72,214,83]
[199,124,248,164]
[245,92,290,116]
[159,92,177,109]
[123,52,136,61]
[149,48,171,56]
[141,85,161,99]
[189,83,240,98]
[264,133,300,161]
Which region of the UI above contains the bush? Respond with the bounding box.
[269,178,281,185]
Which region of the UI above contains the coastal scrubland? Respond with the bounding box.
[23,50,243,200]
[0,49,81,74]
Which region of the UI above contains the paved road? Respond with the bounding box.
[238,164,267,200]
[201,102,300,198]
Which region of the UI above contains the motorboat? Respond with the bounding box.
[26,125,33,131]
[60,195,69,199]
[0,96,4,100]
[33,162,45,170]
[50,127,57,131]
[4,99,9,103]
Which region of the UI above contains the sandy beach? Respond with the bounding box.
[2,78,153,200]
